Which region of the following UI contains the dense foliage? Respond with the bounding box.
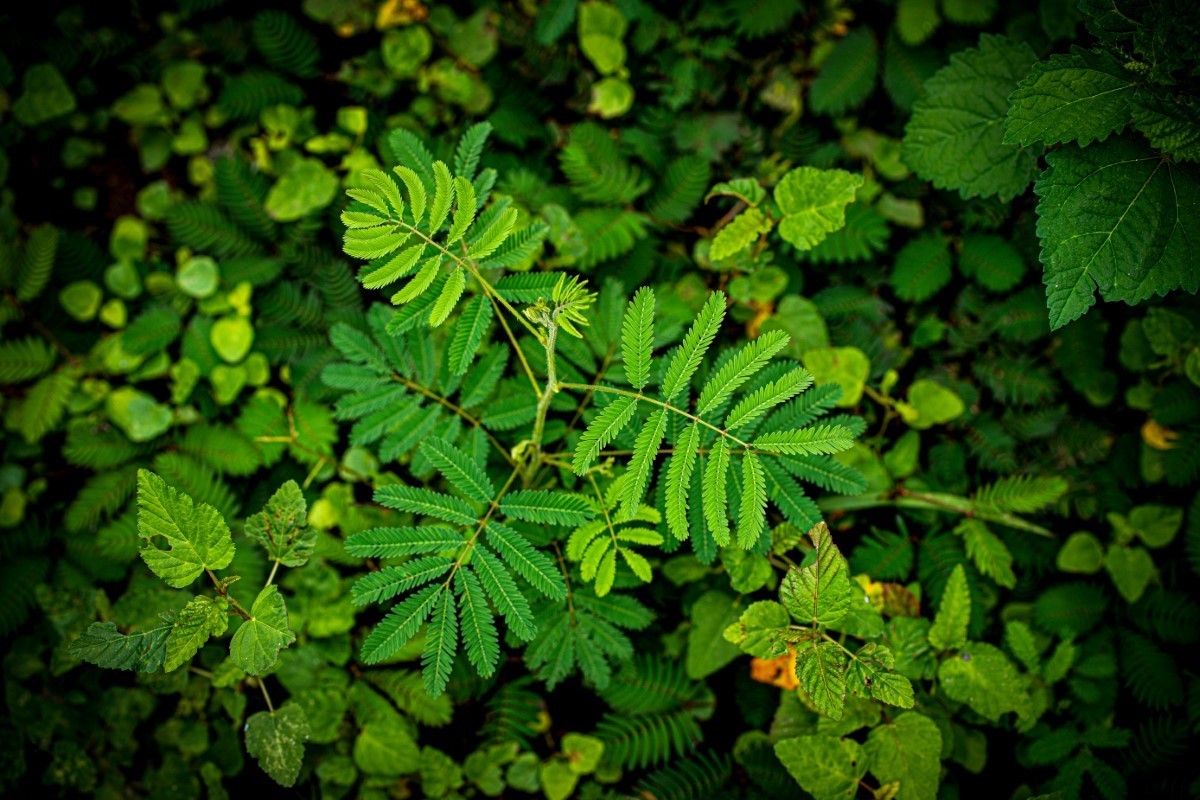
[1,0,1198,798]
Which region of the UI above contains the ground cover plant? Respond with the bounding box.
[0,0,1198,798]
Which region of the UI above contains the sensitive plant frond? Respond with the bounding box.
[341,127,542,350]
[566,290,857,551]
[352,465,569,693]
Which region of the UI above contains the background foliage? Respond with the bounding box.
[0,0,1198,798]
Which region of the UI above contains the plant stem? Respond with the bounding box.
[258,677,276,714]
[205,567,252,620]
[558,382,751,448]
[264,559,281,588]
[527,322,559,480]
[440,466,522,591]
[392,218,543,393]
[394,374,516,466]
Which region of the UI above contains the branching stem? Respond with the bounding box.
[558,382,751,448]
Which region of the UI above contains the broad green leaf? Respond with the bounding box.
[229,585,296,675]
[137,469,235,588]
[722,547,772,593]
[780,523,853,627]
[928,564,970,650]
[354,716,420,775]
[541,761,578,800]
[774,167,864,251]
[1036,136,1200,329]
[710,207,772,260]
[211,315,255,363]
[245,703,309,787]
[937,642,1031,722]
[69,619,172,672]
[796,640,849,719]
[896,0,940,45]
[1123,504,1184,548]
[245,480,314,568]
[774,734,866,800]
[562,732,605,775]
[266,157,339,221]
[1104,544,1155,602]
[801,347,869,406]
[165,595,230,671]
[1005,48,1138,147]
[685,590,742,679]
[108,387,173,442]
[902,34,1038,200]
[1133,91,1200,162]
[12,63,77,126]
[902,379,964,429]
[845,643,915,709]
[864,712,942,800]
[723,600,790,658]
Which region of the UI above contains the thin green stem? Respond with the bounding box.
[441,466,523,591]
[205,567,252,620]
[264,559,281,588]
[392,218,543,394]
[528,323,559,480]
[395,374,516,466]
[258,677,276,714]
[558,382,750,448]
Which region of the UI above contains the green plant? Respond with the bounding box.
[70,472,311,785]
[1,1,1197,798]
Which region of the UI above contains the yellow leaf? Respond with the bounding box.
[1142,419,1178,450]
[750,651,800,690]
